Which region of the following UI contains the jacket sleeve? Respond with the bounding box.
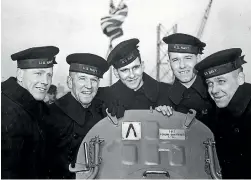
[1,116,26,179]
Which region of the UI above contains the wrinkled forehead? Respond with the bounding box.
[118,57,141,70]
[168,52,197,59]
[23,67,53,73]
[206,70,237,82]
[74,71,99,79]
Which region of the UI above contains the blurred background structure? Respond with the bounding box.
[2,0,251,97]
[44,84,57,105]
[154,0,213,84]
[101,0,128,85]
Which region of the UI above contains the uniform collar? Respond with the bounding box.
[54,92,103,126]
[192,75,208,98]
[1,77,48,117]
[113,72,159,103]
[168,75,208,105]
[224,83,251,117]
[141,73,159,102]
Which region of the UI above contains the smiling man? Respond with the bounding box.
[159,33,215,125]
[1,46,59,179]
[43,53,109,179]
[97,38,173,116]
[195,48,251,179]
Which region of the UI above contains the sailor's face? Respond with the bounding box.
[115,58,144,91]
[68,72,100,107]
[169,52,198,84]
[206,71,240,108]
[21,68,53,101]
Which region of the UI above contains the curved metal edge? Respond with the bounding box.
[183,109,197,129]
[106,108,119,126]
[86,137,102,179]
[142,170,170,179]
[204,138,222,179]
[69,137,103,179]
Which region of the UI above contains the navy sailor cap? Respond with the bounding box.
[66,53,109,78]
[11,46,59,69]
[195,48,246,79]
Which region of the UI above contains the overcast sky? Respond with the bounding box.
[2,0,251,88]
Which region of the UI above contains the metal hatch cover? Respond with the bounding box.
[70,109,221,179]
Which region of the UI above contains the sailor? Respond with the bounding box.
[1,46,59,178]
[97,38,173,116]
[43,53,123,178]
[158,33,215,125]
[195,48,251,178]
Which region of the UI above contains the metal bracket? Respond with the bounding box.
[203,138,222,179]
[143,170,170,179]
[69,142,90,173]
[106,108,119,126]
[69,136,105,175]
[69,163,90,173]
[183,109,197,129]
[150,106,153,113]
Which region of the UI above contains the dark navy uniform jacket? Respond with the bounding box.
[1,77,48,179]
[44,92,106,179]
[209,83,251,179]
[97,72,172,110]
[160,75,215,126]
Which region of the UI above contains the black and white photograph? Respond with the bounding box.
[1,0,251,179]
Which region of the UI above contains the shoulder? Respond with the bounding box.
[96,86,110,100]
[159,82,173,88]
[92,96,105,106]
[44,101,69,126]
[48,101,61,112]
[1,92,18,108]
[96,82,122,102]
[155,82,174,106]
[48,100,66,115]
[243,82,251,91]
[143,73,160,87]
[43,108,71,138]
[244,85,251,114]
[109,80,121,90]
[246,100,251,112]
[2,93,31,121]
[158,82,173,94]
[1,104,30,136]
[241,83,251,111]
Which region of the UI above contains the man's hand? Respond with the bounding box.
[155,105,173,116]
[106,99,126,119]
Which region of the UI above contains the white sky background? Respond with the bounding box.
[2,0,251,90]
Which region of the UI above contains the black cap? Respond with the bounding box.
[163,33,206,54]
[107,38,140,68]
[195,48,246,79]
[11,46,59,69]
[66,53,109,78]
